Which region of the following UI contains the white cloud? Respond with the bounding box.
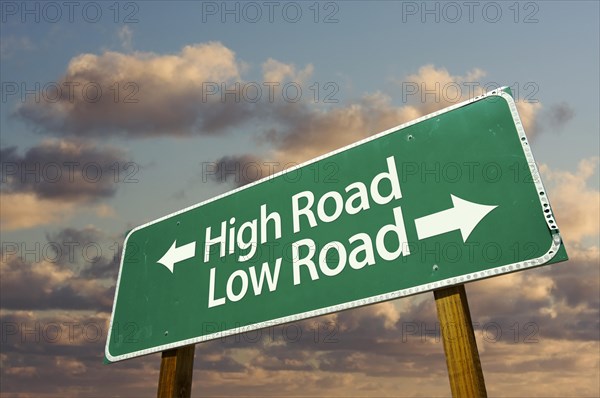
[117,26,133,51]
[16,42,245,136]
[516,100,542,137]
[0,193,77,231]
[262,58,314,83]
[539,157,600,246]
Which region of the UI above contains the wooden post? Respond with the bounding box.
[157,345,195,398]
[434,285,487,397]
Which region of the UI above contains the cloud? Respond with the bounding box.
[14,45,545,150]
[542,102,576,132]
[517,101,576,138]
[210,64,541,186]
[189,280,598,396]
[1,226,119,311]
[539,157,600,246]
[15,42,247,137]
[480,339,599,396]
[0,139,129,230]
[267,92,421,164]
[466,245,599,343]
[208,93,422,188]
[2,258,598,397]
[94,203,116,218]
[1,140,128,201]
[0,192,117,232]
[45,226,122,279]
[13,46,501,146]
[0,193,77,231]
[0,252,114,311]
[398,64,542,138]
[209,154,265,186]
[515,100,542,137]
[262,58,314,83]
[401,64,487,114]
[117,26,133,51]
[0,310,160,397]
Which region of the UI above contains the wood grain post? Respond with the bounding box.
[157,345,195,398]
[434,285,487,397]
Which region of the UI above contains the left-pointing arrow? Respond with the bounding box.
[157,240,196,273]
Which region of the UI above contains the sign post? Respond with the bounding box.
[106,87,567,396]
[435,285,487,397]
[157,345,195,398]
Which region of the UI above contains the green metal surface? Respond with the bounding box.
[106,90,567,362]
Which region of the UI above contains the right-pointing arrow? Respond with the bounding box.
[415,195,498,242]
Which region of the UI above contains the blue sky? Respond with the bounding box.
[1,1,599,396]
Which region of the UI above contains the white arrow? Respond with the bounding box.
[157,240,196,273]
[415,195,497,242]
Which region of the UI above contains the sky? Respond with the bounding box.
[0,0,599,397]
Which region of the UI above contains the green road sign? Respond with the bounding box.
[106,88,567,362]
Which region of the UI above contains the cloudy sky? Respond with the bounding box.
[1,1,599,397]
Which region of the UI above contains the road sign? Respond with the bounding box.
[106,88,567,362]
